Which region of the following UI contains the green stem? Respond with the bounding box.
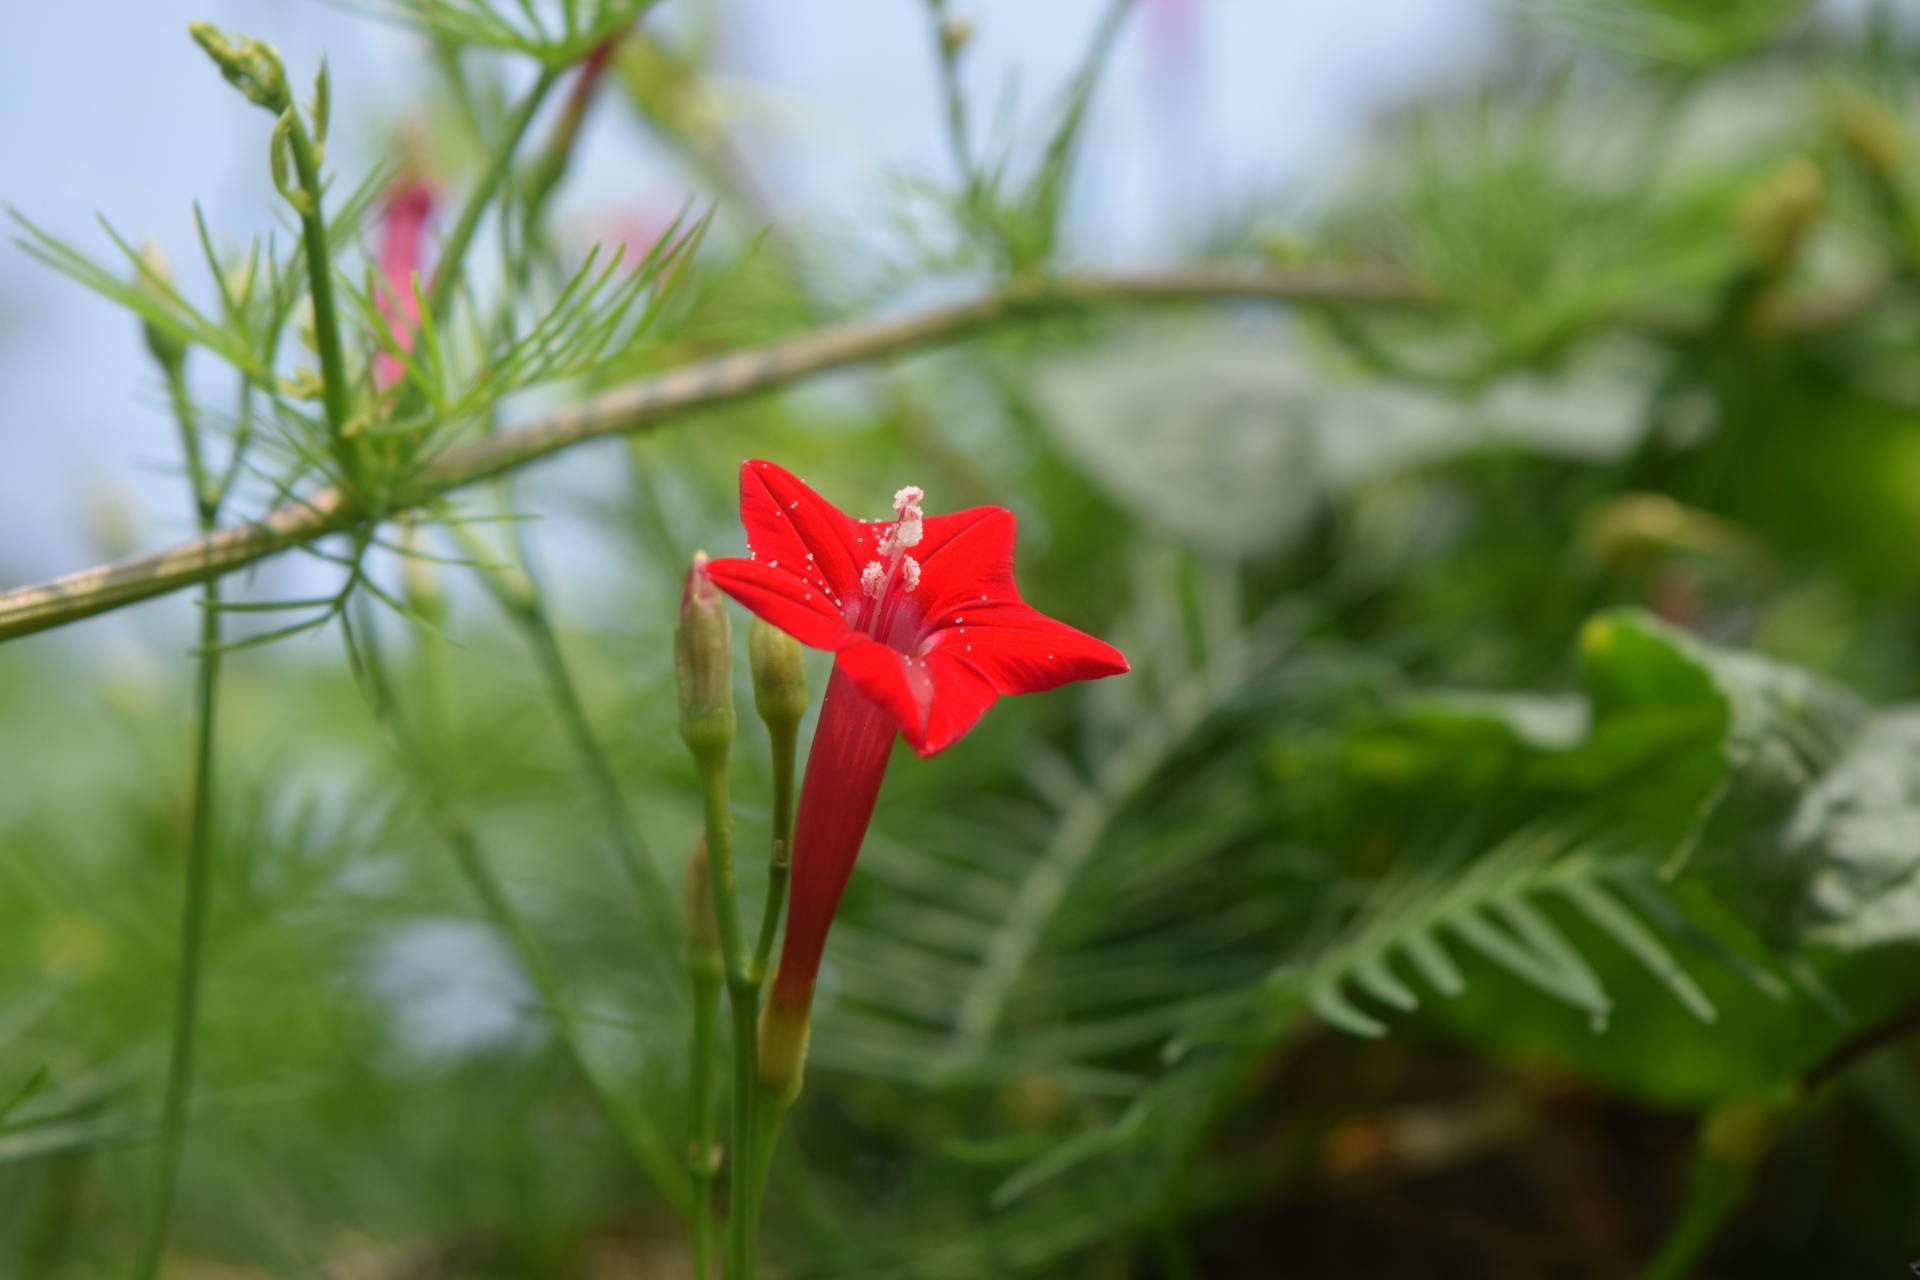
[133,374,225,1280]
[131,578,221,1280]
[212,377,256,515]
[750,1080,791,1215]
[1640,1099,1783,1280]
[1153,1208,1199,1280]
[690,755,758,1280]
[749,721,797,982]
[283,116,355,479]
[342,611,693,1216]
[427,67,562,323]
[520,593,680,937]
[726,983,761,1280]
[449,522,679,943]
[163,366,213,523]
[924,0,976,193]
[688,961,721,1280]
[432,46,670,945]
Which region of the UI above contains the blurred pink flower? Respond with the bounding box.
[372,177,436,391]
[1144,0,1204,93]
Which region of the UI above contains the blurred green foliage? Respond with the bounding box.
[7,0,1920,1277]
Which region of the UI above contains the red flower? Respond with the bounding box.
[703,461,1128,1078]
[371,176,435,391]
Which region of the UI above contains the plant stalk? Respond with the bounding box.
[132,368,226,1280]
[750,723,797,982]
[450,521,679,941]
[689,754,759,1280]
[282,116,356,478]
[342,611,692,1215]
[427,67,562,322]
[164,366,214,523]
[688,958,722,1279]
[0,266,1503,644]
[131,578,221,1280]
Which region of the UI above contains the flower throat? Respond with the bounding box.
[855,485,925,649]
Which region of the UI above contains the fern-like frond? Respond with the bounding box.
[1279,825,1716,1039]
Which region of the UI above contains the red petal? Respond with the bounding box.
[832,638,932,746]
[832,635,1023,757]
[915,651,1001,756]
[703,557,854,652]
[922,599,1129,695]
[737,460,878,607]
[911,506,1019,623]
[720,464,1129,757]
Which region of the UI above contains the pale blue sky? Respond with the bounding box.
[0,0,1504,608]
[6,0,1911,653]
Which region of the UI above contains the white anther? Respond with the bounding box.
[883,484,926,554]
[901,555,921,592]
[861,560,887,599]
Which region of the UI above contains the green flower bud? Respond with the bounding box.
[748,615,808,732]
[675,551,735,759]
[1834,94,1906,181]
[940,16,975,58]
[188,22,291,114]
[1737,158,1824,276]
[135,240,188,375]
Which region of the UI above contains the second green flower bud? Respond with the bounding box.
[676,551,735,760]
[747,615,807,733]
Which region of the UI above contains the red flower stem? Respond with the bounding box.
[754,665,896,1166]
[749,668,897,1234]
[769,666,897,1020]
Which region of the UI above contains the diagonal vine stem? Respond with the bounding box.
[441,50,680,951]
[457,524,681,944]
[0,266,1885,648]
[340,605,692,1215]
[0,268,1431,643]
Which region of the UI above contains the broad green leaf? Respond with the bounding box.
[1785,709,1920,950]
[1577,608,1869,946]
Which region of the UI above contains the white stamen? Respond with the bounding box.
[883,483,926,554]
[901,555,921,592]
[861,560,887,599]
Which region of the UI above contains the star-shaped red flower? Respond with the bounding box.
[701,462,1128,1079]
[704,459,1129,756]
